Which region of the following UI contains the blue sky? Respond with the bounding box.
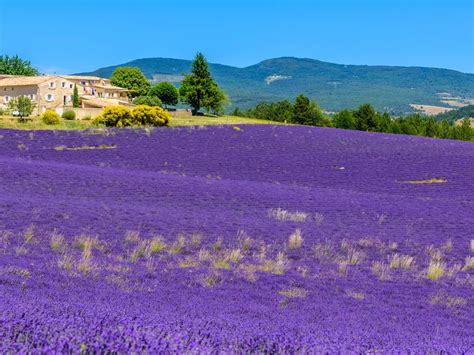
[0,0,473,73]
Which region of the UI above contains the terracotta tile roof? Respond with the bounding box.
[92,84,128,91]
[82,96,131,108]
[0,75,55,86]
[61,75,105,81]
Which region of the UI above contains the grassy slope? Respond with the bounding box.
[0,115,281,130]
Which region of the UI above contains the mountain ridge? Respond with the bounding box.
[77,57,474,114]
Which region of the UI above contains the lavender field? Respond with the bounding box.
[0,125,473,352]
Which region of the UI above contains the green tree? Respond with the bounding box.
[424,116,439,137]
[438,119,451,139]
[72,84,80,108]
[110,67,151,98]
[133,95,162,107]
[332,109,355,129]
[459,118,473,141]
[179,53,226,115]
[353,103,378,131]
[377,112,392,132]
[8,96,36,121]
[292,94,325,126]
[150,82,179,107]
[203,83,227,114]
[0,55,39,76]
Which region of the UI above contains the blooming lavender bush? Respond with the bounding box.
[0,125,472,352]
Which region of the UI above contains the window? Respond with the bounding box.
[4,95,10,103]
[45,94,54,102]
[61,82,66,88]
[69,84,73,88]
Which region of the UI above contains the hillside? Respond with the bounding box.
[434,104,474,123]
[78,57,474,114]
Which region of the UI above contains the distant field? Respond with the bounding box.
[410,104,454,116]
[0,114,281,130]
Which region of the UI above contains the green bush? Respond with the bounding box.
[62,110,76,120]
[41,110,61,125]
[95,106,133,127]
[131,105,170,126]
[133,96,162,107]
[82,115,92,121]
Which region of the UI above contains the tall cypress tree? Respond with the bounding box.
[72,84,79,108]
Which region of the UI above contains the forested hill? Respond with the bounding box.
[78,57,474,114]
[434,105,474,123]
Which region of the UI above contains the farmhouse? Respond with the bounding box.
[0,74,129,116]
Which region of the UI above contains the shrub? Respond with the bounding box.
[133,95,162,107]
[96,106,132,127]
[61,110,76,120]
[41,110,61,125]
[131,105,170,126]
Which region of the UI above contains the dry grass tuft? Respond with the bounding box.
[288,229,303,250]
[200,271,222,287]
[314,213,324,226]
[426,260,446,281]
[389,253,415,270]
[124,230,140,243]
[178,257,199,268]
[313,241,335,263]
[130,239,150,263]
[463,256,474,271]
[23,225,34,244]
[337,261,348,276]
[340,239,350,252]
[358,238,375,248]
[442,239,453,253]
[268,208,309,222]
[190,233,202,247]
[279,287,308,299]
[426,245,443,262]
[371,261,391,281]
[213,237,223,251]
[149,235,166,254]
[345,290,365,300]
[345,247,365,265]
[169,234,186,255]
[388,242,398,251]
[431,292,467,307]
[260,252,289,275]
[236,263,258,283]
[198,248,212,262]
[50,230,65,252]
[401,178,447,184]
[58,254,74,270]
